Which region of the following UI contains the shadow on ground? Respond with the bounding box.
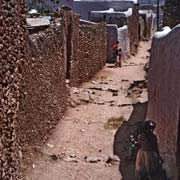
[113,102,148,180]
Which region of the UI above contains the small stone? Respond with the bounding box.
[112,92,118,96]
[85,157,101,163]
[70,101,76,108]
[108,88,118,93]
[64,157,79,163]
[47,143,54,148]
[98,101,105,105]
[19,150,23,160]
[106,155,120,164]
[49,154,59,161]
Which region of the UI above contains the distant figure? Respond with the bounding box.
[118,48,122,67]
[135,120,163,180]
[112,41,119,63]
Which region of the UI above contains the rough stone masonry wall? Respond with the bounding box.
[164,0,180,28]
[18,24,68,147]
[147,26,180,179]
[77,23,107,84]
[0,0,27,179]
[128,5,140,55]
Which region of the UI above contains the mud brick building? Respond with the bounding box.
[73,0,139,57]
[164,0,180,28]
[90,6,139,56]
[147,26,180,180]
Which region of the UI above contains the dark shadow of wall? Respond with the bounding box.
[114,102,148,180]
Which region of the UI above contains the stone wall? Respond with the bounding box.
[19,24,68,147]
[0,0,27,179]
[128,5,139,55]
[77,23,107,84]
[0,5,107,178]
[164,0,180,28]
[147,25,180,179]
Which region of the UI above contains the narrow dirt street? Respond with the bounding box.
[24,41,150,180]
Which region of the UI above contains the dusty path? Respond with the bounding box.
[24,41,150,180]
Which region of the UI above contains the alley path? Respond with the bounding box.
[24,41,150,180]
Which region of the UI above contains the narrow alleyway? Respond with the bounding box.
[24,41,150,180]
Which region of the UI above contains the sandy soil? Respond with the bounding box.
[24,41,151,180]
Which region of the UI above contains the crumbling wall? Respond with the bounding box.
[128,5,139,55]
[77,23,107,84]
[118,25,130,60]
[164,0,180,28]
[0,0,27,179]
[147,25,180,179]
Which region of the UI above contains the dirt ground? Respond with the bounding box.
[24,41,151,180]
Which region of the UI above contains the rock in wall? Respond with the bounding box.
[147,25,180,179]
[118,25,130,60]
[0,0,27,179]
[128,5,139,55]
[77,23,107,84]
[164,0,180,28]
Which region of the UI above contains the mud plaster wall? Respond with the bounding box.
[147,25,180,179]
[0,0,27,179]
[128,5,139,55]
[107,24,118,63]
[77,23,107,84]
[118,26,130,60]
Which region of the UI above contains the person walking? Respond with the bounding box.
[135,120,163,180]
